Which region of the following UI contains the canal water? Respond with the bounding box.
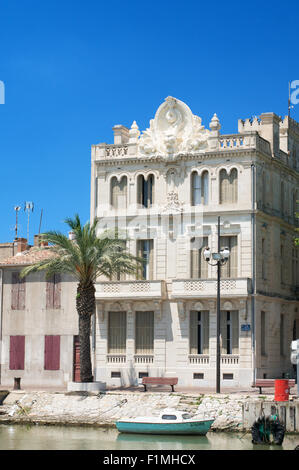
[0,424,298,450]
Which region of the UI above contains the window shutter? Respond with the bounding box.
[46,276,54,309]
[230,169,238,203]
[136,240,143,280]
[44,335,60,370]
[220,169,238,203]
[191,237,208,278]
[220,236,229,278]
[220,170,228,204]
[220,311,227,354]
[201,171,209,205]
[190,249,199,278]
[135,311,154,354]
[11,272,19,310]
[192,172,201,206]
[18,276,26,310]
[199,237,208,278]
[229,237,238,278]
[53,274,61,309]
[231,311,239,354]
[118,176,127,209]
[202,311,210,354]
[148,240,154,280]
[108,311,126,354]
[189,311,198,354]
[11,272,25,310]
[9,336,25,370]
[220,236,238,278]
[111,177,117,208]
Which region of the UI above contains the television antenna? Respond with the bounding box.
[14,205,21,239]
[24,201,34,243]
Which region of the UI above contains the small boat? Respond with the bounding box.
[116,409,214,435]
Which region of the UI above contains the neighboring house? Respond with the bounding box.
[0,237,78,388]
[0,241,15,261]
[90,96,299,388]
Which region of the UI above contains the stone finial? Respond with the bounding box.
[208,113,221,151]
[129,120,140,144]
[209,113,221,132]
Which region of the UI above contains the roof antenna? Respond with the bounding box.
[24,201,34,244]
[14,205,21,240]
[38,208,43,235]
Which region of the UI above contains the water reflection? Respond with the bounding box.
[0,424,298,450]
[116,433,211,450]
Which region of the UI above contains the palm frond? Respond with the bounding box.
[20,215,142,286]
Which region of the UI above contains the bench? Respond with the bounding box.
[142,377,178,392]
[251,379,296,394]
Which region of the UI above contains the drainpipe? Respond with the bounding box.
[251,164,256,384]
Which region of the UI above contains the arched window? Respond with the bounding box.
[111,176,127,209]
[191,171,209,206]
[219,168,238,204]
[137,174,154,208]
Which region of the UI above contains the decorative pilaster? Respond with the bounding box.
[177,301,186,320]
[154,300,162,321]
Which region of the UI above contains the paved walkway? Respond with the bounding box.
[0,383,290,396]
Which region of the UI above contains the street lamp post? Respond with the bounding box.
[203,216,230,393]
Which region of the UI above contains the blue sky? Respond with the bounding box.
[0,0,298,244]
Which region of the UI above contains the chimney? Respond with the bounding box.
[34,234,48,247]
[69,231,76,240]
[112,125,129,145]
[34,234,41,247]
[15,238,28,253]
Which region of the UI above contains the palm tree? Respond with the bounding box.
[20,214,141,383]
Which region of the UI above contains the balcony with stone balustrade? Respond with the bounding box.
[95,280,166,301]
[92,131,272,161]
[171,278,252,299]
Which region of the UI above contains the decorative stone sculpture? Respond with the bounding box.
[138,96,211,158]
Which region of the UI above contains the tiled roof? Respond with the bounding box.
[0,246,57,266]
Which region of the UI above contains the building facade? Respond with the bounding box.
[0,238,78,387]
[91,97,299,388]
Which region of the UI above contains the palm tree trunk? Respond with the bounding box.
[76,283,95,382]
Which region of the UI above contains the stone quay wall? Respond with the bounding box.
[0,390,298,433]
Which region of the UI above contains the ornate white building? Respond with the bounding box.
[91,97,299,389]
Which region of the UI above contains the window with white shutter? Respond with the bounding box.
[108,311,126,354]
[220,236,238,278]
[11,272,26,310]
[135,311,154,354]
[219,169,238,204]
[190,236,208,278]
